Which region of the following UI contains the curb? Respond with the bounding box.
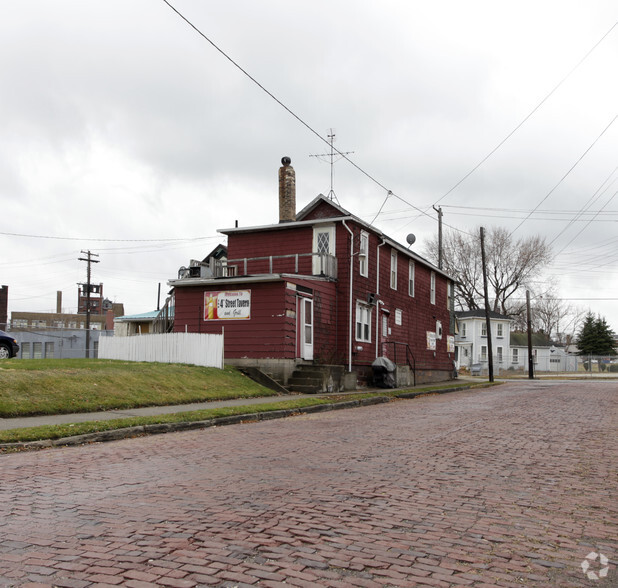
[0,384,484,452]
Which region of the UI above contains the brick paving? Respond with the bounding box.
[0,380,615,587]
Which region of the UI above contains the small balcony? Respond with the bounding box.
[212,252,338,280]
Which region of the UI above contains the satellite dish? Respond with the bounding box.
[406,234,416,247]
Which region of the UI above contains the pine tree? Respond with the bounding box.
[577,313,616,356]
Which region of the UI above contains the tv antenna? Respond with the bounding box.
[309,129,354,205]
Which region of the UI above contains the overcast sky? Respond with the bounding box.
[1,1,617,334]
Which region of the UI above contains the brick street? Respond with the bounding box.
[0,381,616,587]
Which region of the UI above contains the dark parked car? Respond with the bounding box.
[0,330,19,359]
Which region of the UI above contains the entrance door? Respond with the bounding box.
[300,297,313,360]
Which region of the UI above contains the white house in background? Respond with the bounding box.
[509,332,578,372]
[454,310,513,372]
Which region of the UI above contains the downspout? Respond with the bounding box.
[342,220,354,372]
[375,238,387,358]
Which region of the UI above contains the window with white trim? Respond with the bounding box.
[430,271,436,304]
[480,345,487,361]
[408,261,415,297]
[512,348,519,363]
[497,346,503,362]
[355,302,372,342]
[497,323,503,337]
[481,322,487,337]
[390,249,397,290]
[359,231,369,277]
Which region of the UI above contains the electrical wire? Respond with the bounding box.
[160,0,438,225]
[509,114,617,236]
[430,20,618,209]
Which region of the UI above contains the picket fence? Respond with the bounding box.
[98,332,224,368]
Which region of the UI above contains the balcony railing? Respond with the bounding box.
[212,253,337,280]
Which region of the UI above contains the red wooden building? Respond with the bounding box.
[169,158,456,390]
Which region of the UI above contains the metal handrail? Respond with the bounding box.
[382,341,416,387]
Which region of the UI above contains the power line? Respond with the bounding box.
[0,230,214,243]
[429,20,618,209]
[509,114,618,236]
[160,0,440,227]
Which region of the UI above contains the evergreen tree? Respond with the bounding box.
[577,313,616,355]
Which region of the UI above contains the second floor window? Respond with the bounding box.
[359,231,369,277]
[430,271,436,304]
[390,250,398,290]
[497,323,503,337]
[481,322,487,337]
[408,261,415,297]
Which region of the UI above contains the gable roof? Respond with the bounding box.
[219,194,453,281]
[456,309,512,321]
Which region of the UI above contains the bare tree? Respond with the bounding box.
[425,226,552,315]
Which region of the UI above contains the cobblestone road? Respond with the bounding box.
[0,381,616,587]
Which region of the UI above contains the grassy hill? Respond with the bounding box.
[0,359,277,418]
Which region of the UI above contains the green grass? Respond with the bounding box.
[0,394,376,444]
[0,358,489,447]
[0,359,277,417]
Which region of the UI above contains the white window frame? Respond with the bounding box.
[359,231,369,278]
[430,271,436,305]
[512,348,519,363]
[408,260,415,297]
[497,323,503,337]
[312,225,336,274]
[481,322,487,337]
[355,302,372,343]
[461,322,467,338]
[390,249,398,290]
[480,345,487,361]
[497,346,503,363]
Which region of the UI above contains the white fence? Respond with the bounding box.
[98,332,224,368]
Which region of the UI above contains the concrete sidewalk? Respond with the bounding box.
[0,378,481,432]
[0,393,325,431]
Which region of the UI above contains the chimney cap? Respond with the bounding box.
[281,156,291,166]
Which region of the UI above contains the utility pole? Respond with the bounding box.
[433,205,443,269]
[78,250,99,358]
[526,290,534,379]
[480,227,494,382]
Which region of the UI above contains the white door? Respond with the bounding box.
[300,297,313,360]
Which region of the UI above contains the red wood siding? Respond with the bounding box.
[227,227,314,275]
[173,202,454,372]
[174,281,296,359]
[300,199,344,221]
[291,278,339,363]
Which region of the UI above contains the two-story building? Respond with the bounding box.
[168,158,456,389]
[454,309,513,372]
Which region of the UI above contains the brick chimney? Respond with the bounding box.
[278,156,296,223]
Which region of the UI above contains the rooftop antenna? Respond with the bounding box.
[309,129,354,205]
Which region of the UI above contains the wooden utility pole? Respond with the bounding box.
[433,205,443,270]
[480,228,494,382]
[78,250,99,358]
[526,290,534,379]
